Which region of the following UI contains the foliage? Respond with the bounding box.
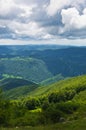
[48,90,76,103]
[25,98,41,110]
[1,46,86,84]
[0,58,52,83]
[0,75,86,127]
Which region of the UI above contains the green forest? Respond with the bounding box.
[0,75,86,130]
[0,46,86,130]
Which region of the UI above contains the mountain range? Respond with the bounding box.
[0,45,86,128]
[0,45,86,83]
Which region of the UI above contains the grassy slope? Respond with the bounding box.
[1,75,86,129]
[3,85,39,99]
[2,75,86,99]
[29,75,86,97]
[40,74,65,86]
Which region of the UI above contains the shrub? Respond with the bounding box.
[25,98,40,110]
[56,101,79,114]
[48,90,76,103]
[42,103,65,123]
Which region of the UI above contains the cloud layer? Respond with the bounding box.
[0,0,86,42]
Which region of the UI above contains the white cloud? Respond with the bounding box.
[47,0,70,16]
[0,0,35,20]
[61,7,86,32]
[0,0,86,44]
[7,21,51,40]
[46,0,86,16]
[0,0,15,16]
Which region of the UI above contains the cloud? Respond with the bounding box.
[47,0,70,16]
[9,21,44,38]
[0,0,52,40]
[46,0,86,39]
[0,0,86,44]
[0,0,24,20]
[60,7,86,39]
[61,8,86,29]
[46,0,86,16]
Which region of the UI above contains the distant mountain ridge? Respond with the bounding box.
[0,78,39,99]
[0,78,37,91]
[0,45,86,83]
[29,47,86,77]
[0,57,52,82]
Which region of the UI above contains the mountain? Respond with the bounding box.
[0,45,86,128]
[0,46,12,55]
[29,47,86,77]
[0,45,69,58]
[0,46,86,84]
[0,78,38,90]
[7,44,69,51]
[26,75,86,97]
[2,75,86,99]
[0,57,52,82]
[40,74,65,86]
[1,75,86,128]
[0,78,39,99]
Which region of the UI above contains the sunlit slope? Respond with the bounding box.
[2,75,86,99]
[29,75,86,97]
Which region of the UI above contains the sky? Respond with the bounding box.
[0,0,86,45]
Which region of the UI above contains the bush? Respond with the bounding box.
[56,101,79,114]
[25,98,40,110]
[42,103,65,123]
[48,90,76,103]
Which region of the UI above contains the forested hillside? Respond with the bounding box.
[0,57,52,82]
[0,46,86,84]
[0,75,86,128]
[30,47,86,77]
[0,45,86,129]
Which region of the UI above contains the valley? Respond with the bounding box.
[0,45,86,129]
[0,0,86,129]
